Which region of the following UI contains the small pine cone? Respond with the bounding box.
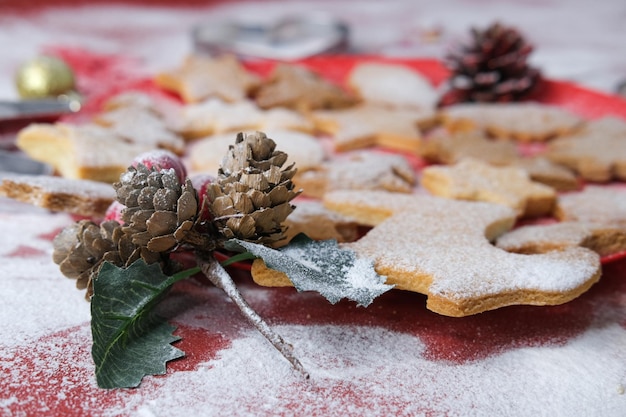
[441,22,541,105]
[114,163,200,254]
[206,131,300,245]
[52,219,125,299]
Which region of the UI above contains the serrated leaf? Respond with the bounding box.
[91,260,199,389]
[226,234,393,307]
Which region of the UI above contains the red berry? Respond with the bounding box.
[190,173,216,222]
[104,200,125,224]
[132,150,187,183]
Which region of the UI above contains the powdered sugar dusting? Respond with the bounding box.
[1,207,625,416]
[93,324,626,417]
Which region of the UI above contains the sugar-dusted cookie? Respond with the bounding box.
[421,158,556,217]
[93,106,186,154]
[509,156,579,192]
[0,174,115,217]
[275,199,360,248]
[176,98,315,140]
[154,54,260,103]
[496,221,626,258]
[420,130,519,165]
[16,123,155,183]
[555,185,626,226]
[176,99,263,140]
[254,63,357,111]
[420,131,579,191]
[440,102,584,142]
[311,103,436,153]
[545,116,626,182]
[295,150,416,199]
[347,62,438,110]
[253,190,601,316]
[102,91,160,112]
[187,130,326,177]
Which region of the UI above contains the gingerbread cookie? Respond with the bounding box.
[0,174,115,217]
[253,190,601,316]
[16,123,156,183]
[496,221,626,258]
[347,61,438,110]
[555,185,626,226]
[154,54,260,103]
[545,116,626,182]
[311,103,436,153]
[421,158,556,217]
[295,150,416,199]
[440,102,584,142]
[254,63,357,111]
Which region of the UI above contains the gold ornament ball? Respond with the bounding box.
[15,56,76,99]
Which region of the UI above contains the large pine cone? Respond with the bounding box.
[205,131,300,245]
[115,163,200,253]
[440,22,541,105]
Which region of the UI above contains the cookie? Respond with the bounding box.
[276,199,360,248]
[93,105,186,154]
[0,174,116,217]
[16,123,156,183]
[154,54,260,103]
[176,99,264,140]
[440,102,584,142]
[554,185,626,226]
[187,130,326,177]
[176,98,314,140]
[295,150,416,199]
[347,61,438,110]
[419,131,579,191]
[421,158,556,217]
[420,130,519,166]
[496,221,626,258]
[311,103,436,153]
[254,63,357,111]
[545,116,626,182]
[509,156,579,192]
[253,190,601,317]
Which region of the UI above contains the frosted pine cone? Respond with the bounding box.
[52,220,125,299]
[205,131,300,245]
[114,163,201,253]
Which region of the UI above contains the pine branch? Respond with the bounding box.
[198,255,309,379]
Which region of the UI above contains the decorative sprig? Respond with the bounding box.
[53,132,391,388]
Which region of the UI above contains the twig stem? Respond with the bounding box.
[199,255,309,379]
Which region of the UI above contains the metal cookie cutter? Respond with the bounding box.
[192,13,349,61]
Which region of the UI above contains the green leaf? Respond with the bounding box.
[91,260,200,389]
[225,234,393,307]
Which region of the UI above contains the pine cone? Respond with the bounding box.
[441,22,541,105]
[114,163,201,253]
[52,219,127,299]
[206,131,300,245]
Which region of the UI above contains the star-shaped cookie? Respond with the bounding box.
[420,158,556,217]
[154,54,260,103]
[311,103,436,153]
[546,117,626,182]
[319,190,601,317]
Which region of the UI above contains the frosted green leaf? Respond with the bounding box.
[91,260,199,389]
[225,234,392,307]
